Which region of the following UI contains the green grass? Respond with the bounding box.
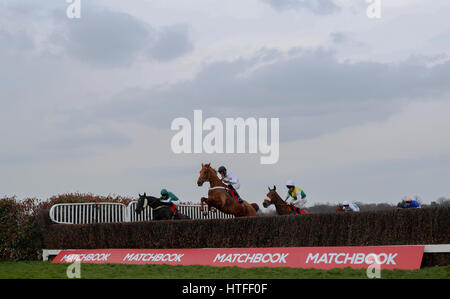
[0,261,448,279]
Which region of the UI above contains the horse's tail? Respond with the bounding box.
[251,203,259,212]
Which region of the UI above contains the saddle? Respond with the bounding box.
[289,204,306,215]
[157,201,180,216]
[169,204,177,214]
[225,186,241,203]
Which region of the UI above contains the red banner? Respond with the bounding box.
[52,245,424,270]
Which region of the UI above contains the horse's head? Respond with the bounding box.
[335,204,344,213]
[136,192,148,214]
[263,185,280,208]
[197,163,214,186]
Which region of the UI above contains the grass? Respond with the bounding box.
[0,261,449,279]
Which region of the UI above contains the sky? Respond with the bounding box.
[1,0,449,206]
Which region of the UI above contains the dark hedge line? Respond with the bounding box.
[0,198,42,260]
[41,207,449,250]
[421,253,450,267]
[0,194,133,261]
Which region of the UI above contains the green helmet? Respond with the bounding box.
[161,189,168,196]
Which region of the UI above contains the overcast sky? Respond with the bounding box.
[1,0,449,206]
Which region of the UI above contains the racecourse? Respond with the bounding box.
[0,261,448,279]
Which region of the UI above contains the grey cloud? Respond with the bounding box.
[330,32,348,44]
[0,126,132,166]
[0,29,35,54]
[329,32,366,49]
[305,153,450,204]
[53,7,193,67]
[61,10,150,68]
[66,48,450,144]
[147,24,194,62]
[261,0,340,15]
[429,30,450,49]
[41,128,132,151]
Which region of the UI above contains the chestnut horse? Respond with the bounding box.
[263,186,309,215]
[335,205,344,213]
[197,163,258,217]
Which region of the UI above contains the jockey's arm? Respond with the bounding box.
[300,189,306,199]
[168,192,179,202]
[226,173,239,185]
[285,193,290,202]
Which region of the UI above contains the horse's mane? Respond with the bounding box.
[205,164,218,175]
[268,188,285,204]
[204,164,226,187]
[143,195,164,208]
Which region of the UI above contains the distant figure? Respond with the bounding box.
[342,201,360,212]
[403,197,421,209]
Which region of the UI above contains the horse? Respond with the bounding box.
[263,186,309,216]
[135,193,190,220]
[335,205,345,213]
[335,204,358,213]
[196,163,258,217]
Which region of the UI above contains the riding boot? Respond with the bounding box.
[232,187,244,203]
[237,196,243,204]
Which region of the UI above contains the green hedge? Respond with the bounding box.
[0,197,42,260]
[0,193,133,261]
[41,207,449,250]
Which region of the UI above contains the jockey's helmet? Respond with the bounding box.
[343,201,349,206]
[218,166,227,174]
[286,180,295,188]
[161,189,168,196]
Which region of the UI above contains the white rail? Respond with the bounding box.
[49,202,234,224]
[49,203,129,224]
[127,201,234,221]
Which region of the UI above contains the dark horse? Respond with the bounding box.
[135,193,190,220]
[263,186,309,216]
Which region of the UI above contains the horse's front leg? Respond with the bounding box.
[200,197,205,211]
[200,197,209,215]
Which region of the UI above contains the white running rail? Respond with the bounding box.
[127,201,234,222]
[49,203,129,224]
[49,202,234,224]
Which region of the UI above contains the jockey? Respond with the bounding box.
[160,189,179,205]
[218,166,243,203]
[160,189,180,216]
[285,180,307,212]
[403,197,421,209]
[342,201,360,212]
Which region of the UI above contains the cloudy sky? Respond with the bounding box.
[1,0,449,206]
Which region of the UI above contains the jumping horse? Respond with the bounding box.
[197,163,258,217]
[135,193,190,220]
[263,186,309,216]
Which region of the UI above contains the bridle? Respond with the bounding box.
[201,166,227,191]
[200,166,211,184]
[265,193,288,207]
